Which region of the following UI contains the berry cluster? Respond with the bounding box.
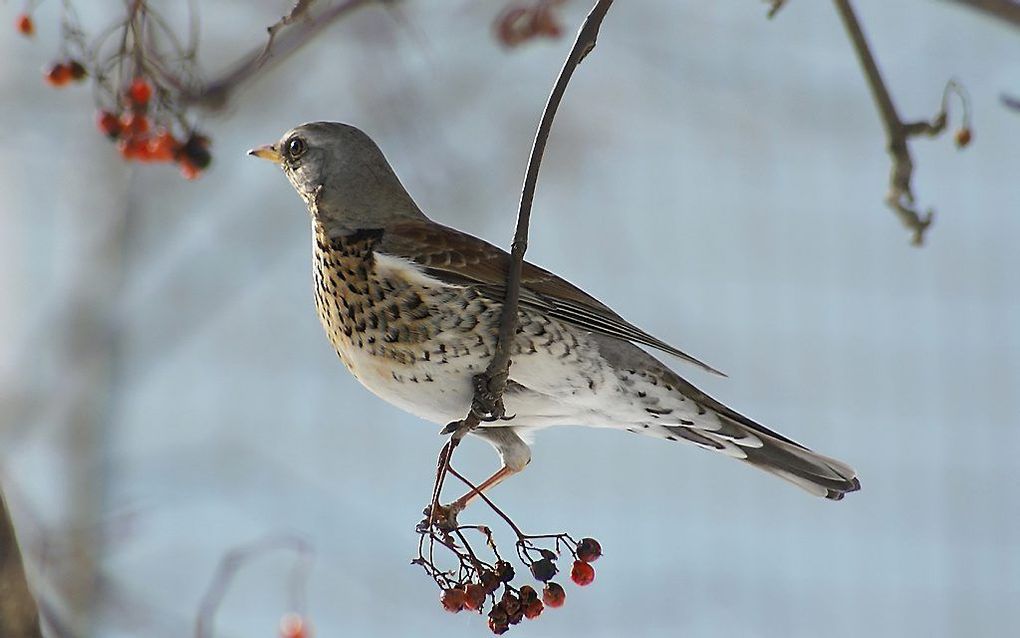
[14,3,212,179]
[93,77,211,179]
[416,508,602,636]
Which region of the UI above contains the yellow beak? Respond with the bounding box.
[248,144,282,164]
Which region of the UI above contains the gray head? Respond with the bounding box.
[249,121,424,232]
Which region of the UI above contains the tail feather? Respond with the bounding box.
[717,414,860,500]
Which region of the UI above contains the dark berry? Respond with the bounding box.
[96,111,122,139]
[479,570,501,594]
[494,560,515,583]
[179,133,212,169]
[68,60,87,81]
[576,537,602,562]
[523,599,544,619]
[542,582,566,608]
[517,585,538,604]
[570,560,595,587]
[530,558,557,582]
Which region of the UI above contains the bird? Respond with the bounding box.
[249,121,860,510]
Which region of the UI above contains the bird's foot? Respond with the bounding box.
[470,373,510,422]
[418,501,464,534]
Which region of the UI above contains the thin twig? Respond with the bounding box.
[833,0,952,246]
[179,0,375,109]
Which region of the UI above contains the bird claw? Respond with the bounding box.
[470,374,508,422]
[418,502,462,533]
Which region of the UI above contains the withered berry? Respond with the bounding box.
[479,570,501,594]
[68,60,87,81]
[570,560,595,587]
[542,582,566,608]
[494,560,515,583]
[955,127,972,149]
[530,558,557,582]
[576,537,602,563]
[523,599,544,619]
[517,585,538,604]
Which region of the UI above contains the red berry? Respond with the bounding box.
[96,111,122,139]
[127,77,152,106]
[16,13,33,37]
[178,159,202,180]
[118,137,149,161]
[68,60,87,81]
[278,613,309,638]
[121,112,149,136]
[570,560,595,587]
[147,131,179,162]
[542,582,566,608]
[576,537,602,563]
[523,599,544,619]
[463,583,485,611]
[44,63,72,87]
[440,588,467,613]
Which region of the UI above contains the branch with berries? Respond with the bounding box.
[414,1,614,634]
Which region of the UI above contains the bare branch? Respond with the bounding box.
[0,488,42,638]
[833,0,965,246]
[180,0,374,109]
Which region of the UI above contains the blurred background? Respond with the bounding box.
[1,1,1018,636]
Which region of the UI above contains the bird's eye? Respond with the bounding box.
[286,136,306,159]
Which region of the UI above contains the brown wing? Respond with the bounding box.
[379,220,724,376]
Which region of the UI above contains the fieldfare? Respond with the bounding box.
[250,122,860,508]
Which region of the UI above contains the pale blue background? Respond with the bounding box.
[1,1,1018,636]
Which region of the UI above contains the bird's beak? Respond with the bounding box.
[248,144,282,164]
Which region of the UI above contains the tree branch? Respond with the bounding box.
[179,0,374,109]
[427,0,615,525]
[0,488,42,638]
[832,0,964,246]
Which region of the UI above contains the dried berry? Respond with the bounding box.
[487,606,509,635]
[576,537,602,563]
[440,587,467,613]
[16,13,34,37]
[530,557,557,582]
[68,60,87,81]
[542,582,566,608]
[494,560,515,583]
[500,591,521,616]
[517,585,538,604]
[479,569,501,594]
[487,618,509,635]
[523,599,544,619]
[955,127,972,149]
[570,560,595,587]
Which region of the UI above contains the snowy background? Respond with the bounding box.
[1,1,1018,636]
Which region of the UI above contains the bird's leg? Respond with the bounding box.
[447,465,520,516]
[445,426,531,517]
